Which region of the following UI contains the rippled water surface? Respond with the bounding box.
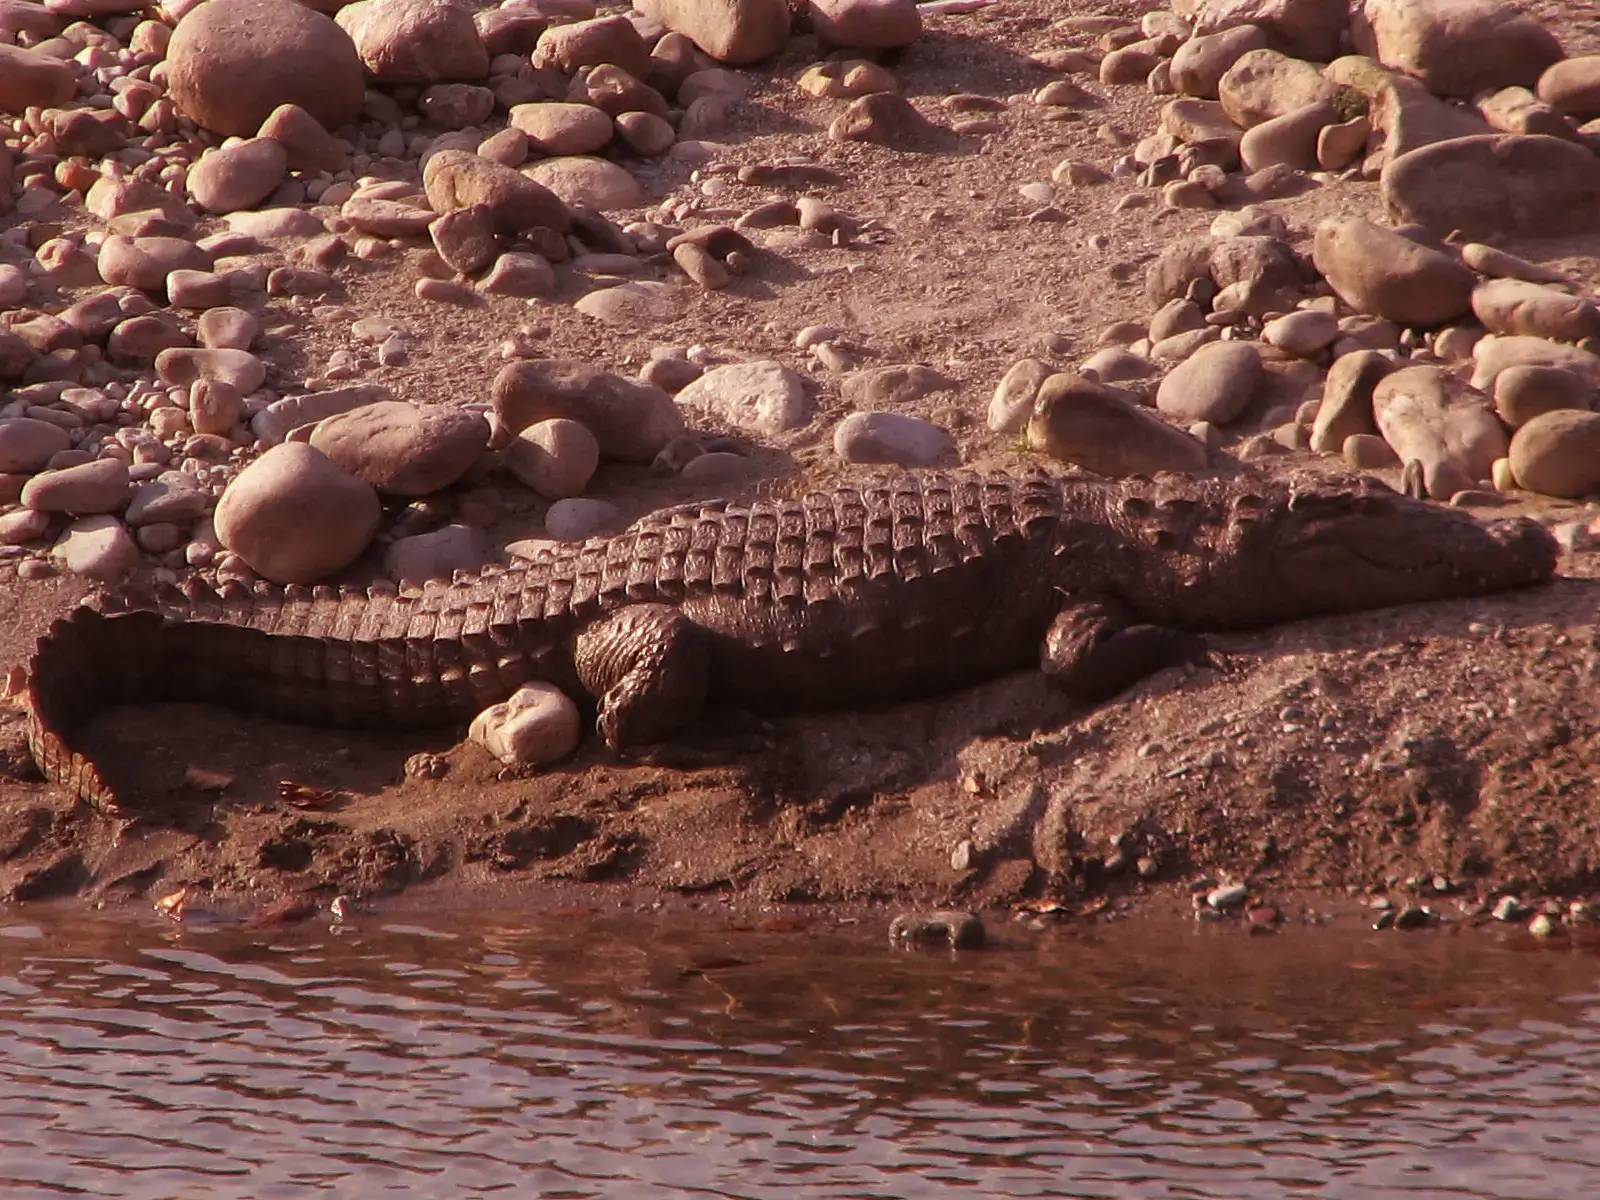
[3,906,1600,1198]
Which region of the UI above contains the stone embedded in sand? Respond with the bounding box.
[834,411,955,467]
[828,91,933,144]
[1538,56,1600,121]
[166,0,365,137]
[52,515,137,581]
[478,251,556,297]
[634,0,788,64]
[841,365,956,408]
[1352,0,1562,99]
[1509,409,1600,498]
[505,417,600,499]
[1381,134,1600,238]
[676,360,811,434]
[545,497,620,540]
[21,458,129,514]
[1028,372,1208,477]
[522,156,643,211]
[1155,340,1263,425]
[1471,279,1600,344]
[1312,216,1475,328]
[1217,48,1335,129]
[808,0,921,50]
[492,360,684,461]
[188,137,289,214]
[1170,24,1269,100]
[509,101,614,155]
[166,270,234,310]
[336,0,488,83]
[1310,349,1391,452]
[309,401,488,496]
[424,149,571,233]
[0,44,75,112]
[214,443,381,583]
[429,206,499,275]
[573,280,687,326]
[1372,364,1506,498]
[469,682,581,766]
[532,13,650,78]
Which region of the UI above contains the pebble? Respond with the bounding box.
[468,682,582,766]
[544,497,621,541]
[834,412,955,467]
[675,360,810,434]
[21,459,130,515]
[52,514,138,581]
[384,524,487,583]
[1207,883,1249,910]
[310,401,488,497]
[505,418,600,499]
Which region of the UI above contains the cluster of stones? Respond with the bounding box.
[984,0,1600,522]
[0,0,944,597]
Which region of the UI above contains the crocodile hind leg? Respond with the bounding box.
[572,604,709,750]
[1040,595,1208,702]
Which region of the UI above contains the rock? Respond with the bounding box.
[834,412,955,466]
[0,418,71,472]
[309,401,487,496]
[1189,0,1348,62]
[1312,216,1475,328]
[1263,309,1338,357]
[533,14,649,78]
[1494,365,1592,428]
[989,359,1054,433]
[1471,279,1600,344]
[424,149,571,233]
[1372,364,1506,497]
[1170,25,1268,99]
[1477,85,1575,139]
[0,44,75,113]
[385,523,487,581]
[492,360,684,461]
[1311,350,1391,451]
[1155,340,1263,424]
[198,307,260,351]
[574,280,688,326]
[1351,0,1562,99]
[545,497,620,540]
[1508,409,1600,497]
[615,111,675,156]
[841,364,956,408]
[476,5,548,56]
[510,101,613,155]
[505,418,600,499]
[634,0,789,64]
[1317,115,1371,169]
[479,252,556,297]
[809,0,921,49]
[828,92,934,145]
[1382,134,1600,238]
[468,682,581,766]
[568,63,670,120]
[341,197,435,237]
[419,83,495,129]
[52,515,137,581]
[1082,347,1160,384]
[1217,48,1335,129]
[675,360,810,434]
[430,206,499,275]
[1240,101,1338,173]
[124,472,211,527]
[1461,242,1573,286]
[1344,431,1400,468]
[21,458,129,514]
[214,443,381,583]
[1471,335,1600,393]
[166,0,365,137]
[523,156,643,211]
[1538,56,1600,121]
[189,378,245,436]
[1160,98,1244,156]
[155,347,266,394]
[1028,372,1208,477]
[96,235,212,295]
[259,103,348,173]
[888,910,984,950]
[336,0,488,83]
[188,138,289,214]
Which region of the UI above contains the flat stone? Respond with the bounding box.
[509,101,614,155]
[1470,335,1600,393]
[424,149,571,234]
[189,138,289,214]
[1217,48,1335,129]
[840,364,956,408]
[675,360,810,433]
[52,515,137,581]
[21,457,129,514]
[479,252,556,297]
[252,384,395,446]
[1539,55,1600,121]
[1263,309,1339,357]
[155,347,267,394]
[573,280,688,326]
[1171,24,1269,100]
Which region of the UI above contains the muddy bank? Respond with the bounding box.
[4,545,1600,931]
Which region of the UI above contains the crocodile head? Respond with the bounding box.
[1258,475,1558,617]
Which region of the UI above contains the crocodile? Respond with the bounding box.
[22,470,1558,811]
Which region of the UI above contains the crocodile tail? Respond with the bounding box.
[25,604,170,814]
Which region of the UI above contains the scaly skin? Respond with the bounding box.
[23,471,1558,810]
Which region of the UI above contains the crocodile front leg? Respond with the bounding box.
[1040,595,1207,702]
[572,604,709,749]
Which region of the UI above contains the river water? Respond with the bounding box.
[1,905,1598,1199]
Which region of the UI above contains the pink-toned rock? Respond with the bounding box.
[567,63,671,120]
[188,138,289,214]
[531,13,649,78]
[167,270,235,310]
[1170,24,1268,99]
[21,457,129,514]
[1538,56,1600,122]
[166,0,365,137]
[52,515,137,581]
[478,251,555,296]
[155,347,267,393]
[336,0,488,83]
[107,314,192,364]
[523,156,643,211]
[423,148,571,232]
[1352,0,1562,99]
[1313,216,1475,327]
[0,418,70,472]
[1189,0,1347,62]
[258,102,349,173]
[615,111,675,155]
[475,5,548,56]
[1382,133,1600,238]
[341,196,436,237]
[1217,48,1335,128]
[1240,101,1338,172]
[0,44,75,113]
[96,235,213,294]
[509,101,614,155]
[214,443,381,583]
[190,377,245,435]
[1373,364,1506,497]
[309,400,488,495]
[808,0,921,50]
[633,0,788,64]
[85,175,192,224]
[418,83,494,128]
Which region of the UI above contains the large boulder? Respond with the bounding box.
[1351,0,1562,99]
[166,0,365,137]
[335,0,488,83]
[213,443,381,584]
[1381,134,1600,238]
[1311,216,1475,328]
[633,0,789,64]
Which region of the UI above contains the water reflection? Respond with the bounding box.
[1,909,1598,1198]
